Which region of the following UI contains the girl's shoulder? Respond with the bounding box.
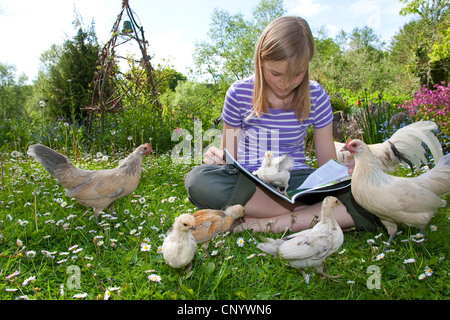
[230,75,255,90]
[308,80,326,95]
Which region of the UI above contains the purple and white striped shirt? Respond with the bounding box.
[221,76,333,170]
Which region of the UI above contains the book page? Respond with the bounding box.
[296,160,350,191]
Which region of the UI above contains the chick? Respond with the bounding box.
[257,196,343,282]
[253,151,294,195]
[190,205,245,256]
[162,214,198,269]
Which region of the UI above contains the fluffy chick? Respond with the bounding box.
[190,205,245,256]
[257,196,343,281]
[253,151,294,195]
[162,214,198,269]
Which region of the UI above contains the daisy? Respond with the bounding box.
[97,241,104,246]
[104,289,111,300]
[246,254,255,259]
[139,197,146,204]
[73,293,87,299]
[148,274,161,282]
[429,225,437,231]
[16,239,23,247]
[25,250,36,258]
[367,239,375,245]
[403,258,416,264]
[156,246,163,254]
[211,250,218,256]
[418,273,426,280]
[424,266,433,277]
[130,229,137,235]
[140,243,151,252]
[168,197,176,203]
[68,245,78,251]
[22,276,36,286]
[5,270,20,280]
[225,255,234,261]
[375,253,385,261]
[115,223,121,228]
[236,237,245,247]
[73,248,83,254]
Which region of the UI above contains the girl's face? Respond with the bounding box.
[262,59,305,101]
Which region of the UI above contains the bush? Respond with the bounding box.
[400,82,450,152]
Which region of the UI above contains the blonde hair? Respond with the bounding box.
[252,16,315,121]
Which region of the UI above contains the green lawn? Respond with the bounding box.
[0,150,448,300]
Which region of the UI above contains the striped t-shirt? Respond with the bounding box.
[221,76,333,171]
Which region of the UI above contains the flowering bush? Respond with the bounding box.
[400,82,450,152]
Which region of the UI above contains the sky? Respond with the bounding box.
[0,0,416,84]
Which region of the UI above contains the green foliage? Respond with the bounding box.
[394,0,450,87]
[36,22,99,122]
[193,0,285,83]
[0,63,32,118]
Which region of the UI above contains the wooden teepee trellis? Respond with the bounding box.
[85,0,161,135]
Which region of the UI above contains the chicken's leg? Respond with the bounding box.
[316,265,340,282]
[383,234,396,252]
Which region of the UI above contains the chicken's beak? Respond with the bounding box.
[190,225,197,231]
[340,145,349,152]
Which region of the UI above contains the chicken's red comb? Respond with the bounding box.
[145,143,152,151]
[345,139,352,146]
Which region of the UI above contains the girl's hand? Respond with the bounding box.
[204,147,226,165]
[344,159,355,174]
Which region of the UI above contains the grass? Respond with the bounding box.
[0,147,448,300]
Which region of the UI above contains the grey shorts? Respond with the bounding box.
[184,164,382,232]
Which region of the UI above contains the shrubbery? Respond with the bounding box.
[400,82,449,152]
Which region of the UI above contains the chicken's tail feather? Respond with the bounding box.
[389,121,443,170]
[257,238,282,257]
[278,154,294,171]
[27,144,73,176]
[415,154,450,197]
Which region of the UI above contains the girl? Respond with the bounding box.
[185,16,380,233]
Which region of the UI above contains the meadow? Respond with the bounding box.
[0,142,448,300]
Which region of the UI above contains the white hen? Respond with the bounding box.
[162,214,198,269]
[335,121,443,172]
[257,196,343,281]
[341,139,450,250]
[253,151,294,195]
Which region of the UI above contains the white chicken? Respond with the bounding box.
[341,139,450,250]
[252,151,294,195]
[335,121,443,172]
[162,214,198,269]
[257,196,343,281]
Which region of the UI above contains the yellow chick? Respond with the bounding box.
[162,214,198,269]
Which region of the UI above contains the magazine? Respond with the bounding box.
[223,148,352,204]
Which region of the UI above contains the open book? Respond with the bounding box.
[224,149,352,204]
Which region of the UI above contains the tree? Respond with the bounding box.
[0,63,32,118]
[193,0,285,84]
[394,0,450,87]
[36,17,99,122]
